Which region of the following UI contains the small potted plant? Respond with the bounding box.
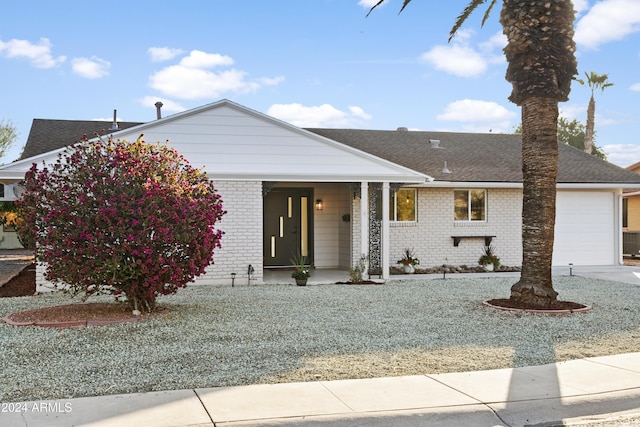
[478,244,500,271]
[290,253,311,286]
[397,248,420,274]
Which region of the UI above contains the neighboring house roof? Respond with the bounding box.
[18,119,143,160]
[307,128,640,185]
[626,161,640,174]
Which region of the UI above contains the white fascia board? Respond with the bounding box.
[413,181,523,189]
[410,181,640,190]
[556,183,640,190]
[0,149,70,184]
[0,175,26,185]
[206,172,429,183]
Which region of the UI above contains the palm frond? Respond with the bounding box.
[399,0,413,14]
[366,0,387,17]
[367,0,414,17]
[481,0,498,27]
[450,0,488,41]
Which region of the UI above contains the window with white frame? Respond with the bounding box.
[389,188,416,222]
[454,189,486,221]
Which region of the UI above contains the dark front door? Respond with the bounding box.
[264,188,313,267]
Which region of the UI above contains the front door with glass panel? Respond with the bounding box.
[264,188,313,267]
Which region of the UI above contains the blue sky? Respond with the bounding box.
[1,0,639,167]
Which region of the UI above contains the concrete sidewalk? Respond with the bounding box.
[3,352,640,427]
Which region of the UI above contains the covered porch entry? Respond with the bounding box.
[262,182,353,272]
[262,181,404,281]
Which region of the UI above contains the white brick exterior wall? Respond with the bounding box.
[390,187,523,268]
[349,186,523,272]
[194,180,263,285]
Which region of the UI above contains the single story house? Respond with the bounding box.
[622,162,640,255]
[2,99,640,287]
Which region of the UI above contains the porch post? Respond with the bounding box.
[381,181,390,280]
[360,181,369,261]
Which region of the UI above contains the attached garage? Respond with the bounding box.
[553,191,617,266]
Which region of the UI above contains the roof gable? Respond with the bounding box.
[1,100,429,184]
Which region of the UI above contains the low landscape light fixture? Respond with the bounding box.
[315,199,324,210]
[568,263,573,276]
[231,272,236,287]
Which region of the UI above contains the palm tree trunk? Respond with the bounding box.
[584,95,595,154]
[510,96,559,306]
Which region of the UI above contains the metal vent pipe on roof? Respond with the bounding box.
[155,102,163,120]
[442,161,452,174]
[109,109,119,131]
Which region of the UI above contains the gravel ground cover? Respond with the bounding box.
[1,276,639,403]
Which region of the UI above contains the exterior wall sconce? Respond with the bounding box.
[315,199,324,210]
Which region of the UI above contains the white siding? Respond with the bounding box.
[110,104,427,182]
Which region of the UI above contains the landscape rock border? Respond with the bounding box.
[1,302,150,328]
[483,299,593,314]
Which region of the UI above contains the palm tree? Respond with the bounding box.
[369,0,577,307]
[576,72,613,155]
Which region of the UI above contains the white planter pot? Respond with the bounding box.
[484,263,495,272]
[402,264,415,274]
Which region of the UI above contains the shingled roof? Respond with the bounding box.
[19,119,143,160]
[307,128,640,184]
[16,118,640,185]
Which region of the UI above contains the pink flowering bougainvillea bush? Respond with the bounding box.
[16,136,225,312]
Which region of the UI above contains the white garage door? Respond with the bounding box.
[553,191,615,266]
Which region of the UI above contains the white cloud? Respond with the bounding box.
[358,0,382,8]
[0,37,66,68]
[631,82,640,92]
[573,0,589,14]
[257,76,286,86]
[150,67,247,99]
[575,0,640,50]
[267,103,373,127]
[348,106,372,120]
[71,56,110,79]
[560,103,587,121]
[148,50,284,100]
[437,99,517,133]
[179,50,233,68]
[479,31,507,65]
[148,47,185,62]
[420,31,489,77]
[602,144,640,167]
[137,96,186,113]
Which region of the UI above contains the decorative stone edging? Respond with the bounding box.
[1,315,141,328]
[482,300,593,314]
